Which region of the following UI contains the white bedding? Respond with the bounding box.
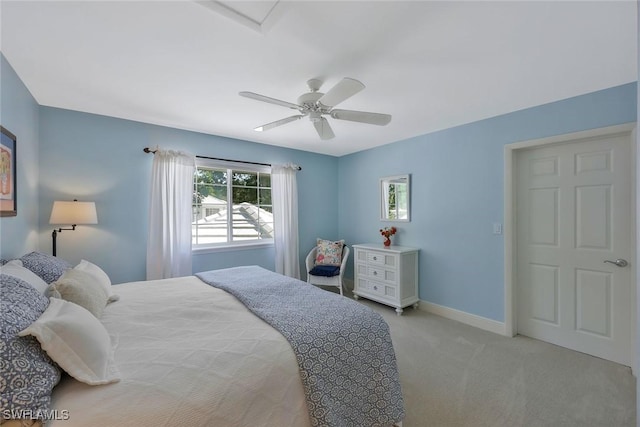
[49,276,311,427]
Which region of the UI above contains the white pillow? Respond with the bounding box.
[19,297,120,385]
[48,269,109,318]
[74,259,119,303]
[0,259,49,294]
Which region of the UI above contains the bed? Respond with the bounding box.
[1,253,404,427]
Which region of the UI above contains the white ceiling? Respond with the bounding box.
[1,1,637,157]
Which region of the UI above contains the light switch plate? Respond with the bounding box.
[493,223,503,235]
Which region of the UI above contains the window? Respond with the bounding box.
[193,158,273,249]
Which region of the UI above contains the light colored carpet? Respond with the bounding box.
[339,289,636,427]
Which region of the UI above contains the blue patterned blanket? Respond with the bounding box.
[196,266,404,427]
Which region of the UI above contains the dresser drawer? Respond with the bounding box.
[356,278,397,300]
[358,250,397,269]
[356,263,397,283]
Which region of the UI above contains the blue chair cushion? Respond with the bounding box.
[309,265,340,277]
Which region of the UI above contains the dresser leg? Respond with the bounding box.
[395,307,403,316]
[353,294,360,300]
[413,302,419,310]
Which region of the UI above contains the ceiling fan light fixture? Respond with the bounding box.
[309,111,322,123]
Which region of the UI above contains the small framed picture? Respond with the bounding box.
[0,126,17,217]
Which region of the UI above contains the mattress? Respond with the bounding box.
[49,276,311,427]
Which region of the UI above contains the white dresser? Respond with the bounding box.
[352,243,419,315]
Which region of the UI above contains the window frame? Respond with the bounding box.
[192,157,273,252]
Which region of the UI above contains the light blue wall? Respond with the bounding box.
[38,107,339,284]
[3,50,636,325]
[339,83,637,322]
[0,55,40,259]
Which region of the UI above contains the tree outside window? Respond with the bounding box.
[193,161,272,247]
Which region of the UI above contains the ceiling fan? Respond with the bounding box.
[239,78,391,140]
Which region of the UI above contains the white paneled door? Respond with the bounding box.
[516,131,633,366]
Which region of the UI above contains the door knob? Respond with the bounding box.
[604,259,628,267]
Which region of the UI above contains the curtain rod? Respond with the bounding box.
[143,147,301,170]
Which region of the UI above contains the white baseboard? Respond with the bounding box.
[346,280,506,337]
[419,300,507,336]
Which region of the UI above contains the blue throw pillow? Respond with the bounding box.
[0,274,61,420]
[20,251,71,284]
[309,265,341,277]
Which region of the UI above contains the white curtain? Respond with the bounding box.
[146,148,196,280]
[272,163,300,279]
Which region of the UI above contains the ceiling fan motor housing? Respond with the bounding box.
[297,91,330,122]
[297,91,324,108]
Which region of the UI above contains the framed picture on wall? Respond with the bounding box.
[0,126,17,217]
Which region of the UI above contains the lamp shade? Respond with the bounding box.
[49,201,98,225]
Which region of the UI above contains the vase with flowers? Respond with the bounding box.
[380,226,397,247]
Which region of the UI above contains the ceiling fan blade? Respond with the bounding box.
[239,91,300,110]
[317,78,365,107]
[330,109,392,126]
[313,117,335,140]
[254,115,304,132]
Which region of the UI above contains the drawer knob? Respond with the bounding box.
[374,285,378,291]
[373,271,378,276]
[373,256,377,261]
